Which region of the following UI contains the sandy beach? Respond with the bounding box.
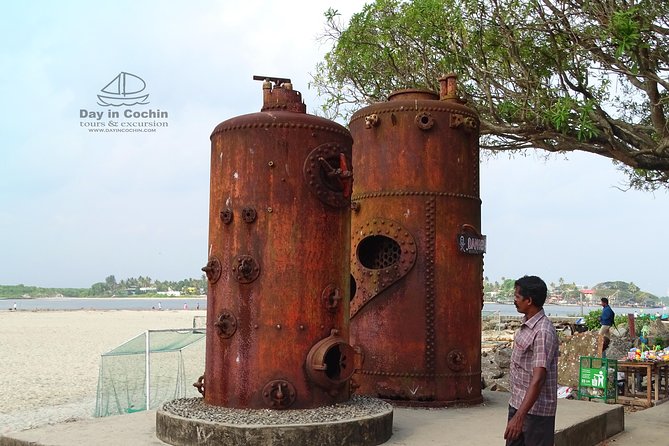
[0,309,605,436]
[0,309,206,434]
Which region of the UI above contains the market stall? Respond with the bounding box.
[617,347,669,407]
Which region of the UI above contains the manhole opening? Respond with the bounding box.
[357,235,401,269]
[324,345,343,380]
[319,155,344,193]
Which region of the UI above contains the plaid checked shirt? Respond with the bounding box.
[509,309,559,416]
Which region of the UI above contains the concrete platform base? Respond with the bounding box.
[156,396,393,446]
[0,391,624,446]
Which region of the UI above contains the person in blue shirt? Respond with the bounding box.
[599,297,615,350]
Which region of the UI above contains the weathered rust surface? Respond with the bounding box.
[349,75,484,406]
[204,78,354,409]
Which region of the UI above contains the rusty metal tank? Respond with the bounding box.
[201,76,355,409]
[348,74,484,406]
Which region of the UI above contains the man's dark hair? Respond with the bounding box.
[601,297,609,305]
[515,275,548,308]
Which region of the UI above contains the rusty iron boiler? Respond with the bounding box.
[348,74,484,406]
[201,77,355,409]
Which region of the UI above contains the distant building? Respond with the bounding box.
[126,286,159,295]
[579,289,596,303]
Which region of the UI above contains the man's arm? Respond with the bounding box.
[504,367,547,441]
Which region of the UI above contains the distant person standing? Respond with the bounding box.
[13,302,17,311]
[599,297,615,350]
[505,275,559,446]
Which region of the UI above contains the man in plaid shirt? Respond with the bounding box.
[504,275,559,446]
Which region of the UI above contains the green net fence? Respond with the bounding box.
[95,328,205,417]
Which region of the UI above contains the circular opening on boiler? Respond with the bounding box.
[324,344,344,380]
[350,274,357,303]
[357,235,401,270]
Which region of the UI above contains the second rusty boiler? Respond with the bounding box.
[202,77,355,409]
[349,75,485,406]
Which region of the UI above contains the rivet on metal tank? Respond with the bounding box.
[349,74,486,407]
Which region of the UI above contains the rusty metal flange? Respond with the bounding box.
[351,218,417,317]
[193,374,205,396]
[201,256,222,283]
[306,329,356,388]
[261,380,297,409]
[303,143,352,208]
[214,310,237,338]
[450,113,478,132]
[220,208,233,225]
[242,207,257,223]
[446,349,467,372]
[233,255,260,284]
[415,112,435,130]
[322,284,342,313]
[364,113,379,128]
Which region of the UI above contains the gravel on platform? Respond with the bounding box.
[161,395,392,426]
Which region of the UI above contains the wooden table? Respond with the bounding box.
[617,360,669,407]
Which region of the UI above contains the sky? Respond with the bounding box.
[1,1,667,297]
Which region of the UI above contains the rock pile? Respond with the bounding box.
[481,343,511,392]
[481,318,640,391]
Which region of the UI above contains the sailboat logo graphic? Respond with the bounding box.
[97,72,150,107]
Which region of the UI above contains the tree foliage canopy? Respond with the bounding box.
[313,0,669,189]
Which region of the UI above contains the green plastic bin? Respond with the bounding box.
[577,356,618,402]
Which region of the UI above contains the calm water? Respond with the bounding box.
[2,297,663,316]
[484,302,666,317]
[1,297,207,311]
